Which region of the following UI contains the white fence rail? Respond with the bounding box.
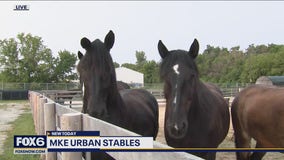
[29,91,203,160]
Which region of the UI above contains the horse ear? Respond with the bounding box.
[78,51,83,60]
[158,40,169,59]
[189,39,199,59]
[81,37,92,50]
[104,30,115,51]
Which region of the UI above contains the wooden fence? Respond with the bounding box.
[29,91,203,160]
[148,90,164,99]
[41,90,82,107]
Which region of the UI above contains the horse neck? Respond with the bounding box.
[107,94,124,124]
[107,84,122,107]
[190,79,212,114]
[105,75,126,119]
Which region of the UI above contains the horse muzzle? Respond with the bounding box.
[166,120,188,139]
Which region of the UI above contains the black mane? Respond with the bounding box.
[78,39,116,82]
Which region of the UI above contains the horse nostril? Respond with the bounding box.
[181,121,187,131]
[169,121,188,138]
[174,121,187,132]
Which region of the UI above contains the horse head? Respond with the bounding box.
[77,30,116,120]
[158,39,200,139]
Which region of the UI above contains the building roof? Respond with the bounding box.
[115,67,143,76]
[267,76,284,86]
[115,67,144,84]
[256,76,284,86]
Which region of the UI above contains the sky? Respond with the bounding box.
[1,1,284,64]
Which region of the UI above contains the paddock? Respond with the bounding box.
[29,91,202,160]
[29,90,284,160]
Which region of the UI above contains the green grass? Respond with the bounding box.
[0,112,40,160]
[0,100,28,104]
[0,100,29,110]
[0,104,9,109]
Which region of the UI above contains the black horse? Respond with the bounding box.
[158,39,230,160]
[77,31,159,160]
[78,51,130,92]
[78,54,130,113]
[116,81,130,90]
[78,79,130,113]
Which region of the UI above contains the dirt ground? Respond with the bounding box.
[0,102,28,154]
[156,104,284,160]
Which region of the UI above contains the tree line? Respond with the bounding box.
[116,51,160,84]
[1,33,284,84]
[0,33,77,83]
[117,44,284,84]
[197,44,284,83]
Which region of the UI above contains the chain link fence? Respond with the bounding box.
[143,83,252,98]
[0,82,251,99]
[0,82,81,91]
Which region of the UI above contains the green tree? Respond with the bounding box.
[135,51,147,71]
[142,60,160,83]
[0,33,77,83]
[17,33,55,82]
[197,45,230,82]
[121,51,161,84]
[241,47,284,82]
[113,62,120,68]
[52,50,77,82]
[0,38,19,82]
[121,63,137,71]
[245,44,269,55]
[0,33,54,82]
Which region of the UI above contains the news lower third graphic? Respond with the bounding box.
[14,131,153,154]
[14,135,47,154]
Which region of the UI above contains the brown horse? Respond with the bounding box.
[231,84,284,160]
[158,39,230,160]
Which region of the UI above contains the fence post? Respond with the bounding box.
[31,92,38,130]
[44,102,57,160]
[36,95,42,134]
[29,91,34,114]
[39,98,47,135]
[60,113,82,160]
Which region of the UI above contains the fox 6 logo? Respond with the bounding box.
[14,135,46,148]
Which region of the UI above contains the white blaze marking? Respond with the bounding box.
[82,83,85,96]
[173,84,177,104]
[172,64,179,104]
[174,123,179,130]
[173,64,180,75]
